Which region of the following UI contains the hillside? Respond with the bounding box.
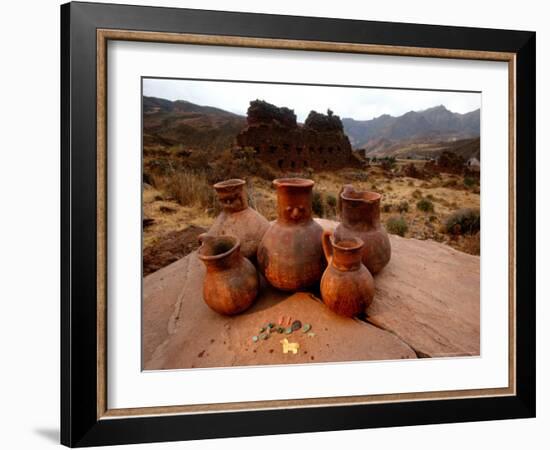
[361,137,480,161]
[143,96,246,153]
[342,105,480,150]
[448,137,481,160]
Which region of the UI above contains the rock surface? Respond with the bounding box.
[143,220,480,369]
[368,235,480,357]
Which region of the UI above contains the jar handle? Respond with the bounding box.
[322,230,333,264]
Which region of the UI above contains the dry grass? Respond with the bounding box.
[142,189,213,249]
[144,163,480,257]
[150,170,218,212]
[461,232,481,255]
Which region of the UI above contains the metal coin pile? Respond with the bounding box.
[251,319,312,342]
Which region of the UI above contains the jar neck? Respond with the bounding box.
[199,236,241,271]
[340,199,380,231]
[216,187,248,213]
[276,187,313,225]
[332,248,362,271]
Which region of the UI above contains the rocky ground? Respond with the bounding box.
[143,220,480,370]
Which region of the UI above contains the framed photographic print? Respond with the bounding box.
[61,1,536,447]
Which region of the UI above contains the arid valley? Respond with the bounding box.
[142,96,481,276]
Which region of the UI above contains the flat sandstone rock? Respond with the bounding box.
[368,234,480,358]
[143,220,479,369]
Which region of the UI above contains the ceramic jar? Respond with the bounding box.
[320,231,375,317]
[334,184,391,274]
[257,178,325,291]
[197,234,259,315]
[206,179,269,262]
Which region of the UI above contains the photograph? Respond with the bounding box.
[141,78,482,370]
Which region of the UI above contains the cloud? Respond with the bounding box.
[143,78,480,121]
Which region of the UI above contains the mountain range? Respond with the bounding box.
[143,96,480,159]
[342,105,480,152]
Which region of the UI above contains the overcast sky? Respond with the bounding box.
[143,78,480,122]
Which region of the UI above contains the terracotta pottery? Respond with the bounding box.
[257,178,325,291]
[334,184,391,274]
[197,234,259,315]
[320,231,375,317]
[206,179,269,262]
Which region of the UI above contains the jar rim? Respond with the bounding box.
[341,189,381,203]
[213,178,246,191]
[273,177,314,189]
[330,235,364,251]
[198,235,240,261]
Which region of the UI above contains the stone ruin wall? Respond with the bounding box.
[235,100,361,172]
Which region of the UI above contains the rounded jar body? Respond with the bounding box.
[334,184,391,274]
[320,231,375,317]
[198,235,259,315]
[257,178,324,291]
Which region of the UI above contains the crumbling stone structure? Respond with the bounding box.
[236,100,360,171]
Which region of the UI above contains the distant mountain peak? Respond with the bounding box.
[423,105,455,115]
[422,104,448,113]
[341,104,480,149]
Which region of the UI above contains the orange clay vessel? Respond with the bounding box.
[320,231,375,317]
[334,184,391,274]
[257,178,325,290]
[206,179,269,262]
[197,234,259,315]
